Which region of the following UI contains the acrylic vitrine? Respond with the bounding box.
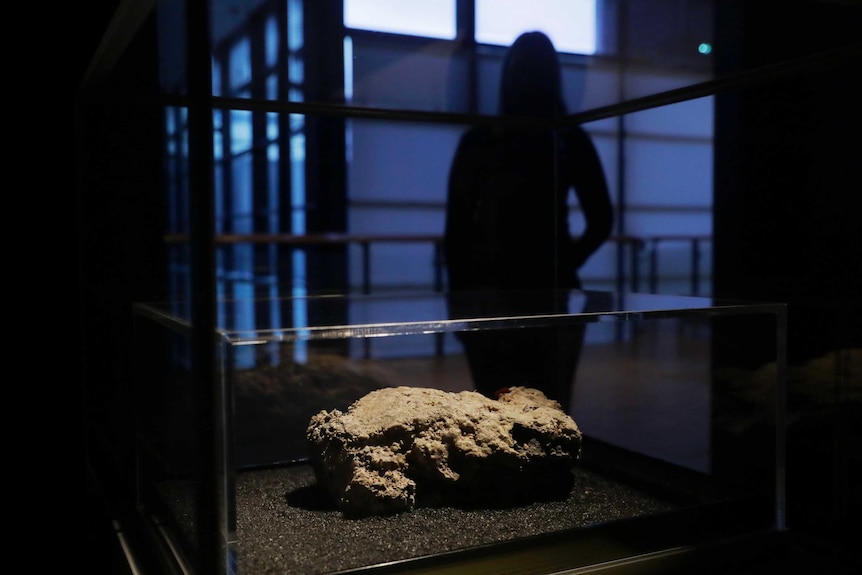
[132,289,786,574]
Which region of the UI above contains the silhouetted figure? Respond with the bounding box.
[444,31,613,410]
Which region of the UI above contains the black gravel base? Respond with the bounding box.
[234,463,678,574]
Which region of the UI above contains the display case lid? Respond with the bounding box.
[133,289,784,343]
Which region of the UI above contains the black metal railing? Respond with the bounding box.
[165,232,712,296]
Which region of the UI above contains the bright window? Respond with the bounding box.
[476,0,596,55]
[344,0,456,39]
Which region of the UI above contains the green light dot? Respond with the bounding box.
[698,43,712,55]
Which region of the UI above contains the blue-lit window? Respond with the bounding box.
[344,0,596,54]
[476,0,597,54]
[162,0,309,366]
[344,0,456,39]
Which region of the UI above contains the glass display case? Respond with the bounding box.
[132,289,786,574]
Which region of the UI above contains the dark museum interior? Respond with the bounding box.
[78,1,861,573]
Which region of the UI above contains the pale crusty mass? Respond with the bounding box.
[306,386,583,517]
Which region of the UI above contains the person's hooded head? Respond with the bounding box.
[499,31,566,119]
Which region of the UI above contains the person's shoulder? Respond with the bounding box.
[560,124,589,141]
[460,124,499,142]
[456,124,503,153]
[560,124,594,152]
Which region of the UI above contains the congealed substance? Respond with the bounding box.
[306,386,583,517]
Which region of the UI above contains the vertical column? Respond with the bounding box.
[187,0,219,572]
